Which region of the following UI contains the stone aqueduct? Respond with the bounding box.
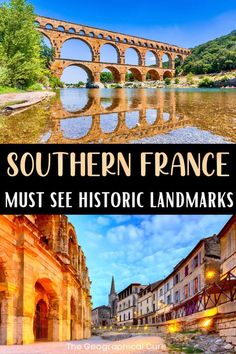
[35,16,190,83]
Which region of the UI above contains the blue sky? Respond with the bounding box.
[68,215,230,308]
[29,0,236,82]
[4,0,236,81]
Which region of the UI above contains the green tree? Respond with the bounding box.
[0,0,46,88]
[40,41,54,69]
[125,72,134,82]
[100,71,114,83]
[182,30,236,75]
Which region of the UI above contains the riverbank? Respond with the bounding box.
[102,71,236,89]
[0,91,56,113]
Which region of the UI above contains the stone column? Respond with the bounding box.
[140,56,145,66]
[0,285,17,345]
[119,73,126,83]
[141,73,146,82]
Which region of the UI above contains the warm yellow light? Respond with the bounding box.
[110,326,112,330]
[123,326,126,330]
[144,326,148,331]
[206,270,215,279]
[202,318,212,328]
[169,324,178,333]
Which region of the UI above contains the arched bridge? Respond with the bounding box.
[35,16,190,83]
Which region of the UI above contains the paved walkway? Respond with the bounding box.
[1,336,168,354]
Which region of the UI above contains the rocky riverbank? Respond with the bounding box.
[0,91,56,114]
[165,332,235,353]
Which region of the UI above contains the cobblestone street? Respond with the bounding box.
[1,336,168,354]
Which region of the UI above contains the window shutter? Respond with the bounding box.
[191,280,194,295]
[198,252,201,266]
[191,260,194,272]
[188,282,191,297]
[198,274,201,291]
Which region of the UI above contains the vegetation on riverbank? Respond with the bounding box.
[181,30,236,75]
[0,0,62,93]
[0,86,24,94]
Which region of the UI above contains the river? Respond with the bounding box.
[0,88,235,144]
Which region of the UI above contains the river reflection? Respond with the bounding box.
[0,88,235,144]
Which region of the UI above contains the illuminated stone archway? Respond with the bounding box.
[34,279,59,342]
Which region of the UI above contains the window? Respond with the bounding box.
[128,312,130,320]
[185,265,189,277]
[184,284,188,299]
[194,277,199,294]
[153,294,155,301]
[174,291,180,304]
[167,282,170,291]
[153,304,156,312]
[160,288,163,296]
[174,273,180,285]
[167,295,172,305]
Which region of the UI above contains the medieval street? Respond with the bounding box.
[0,336,167,354]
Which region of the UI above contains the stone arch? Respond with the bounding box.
[125,47,141,65]
[162,52,172,69]
[34,279,59,342]
[69,28,76,33]
[146,69,160,81]
[175,54,184,67]
[58,25,65,32]
[100,43,120,64]
[89,32,95,37]
[61,63,95,85]
[127,68,142,81]
[79,30,86,36]
[163,71,173,79]
[103,66,121,83]
[61,37,95,61]
[34,21,40,27]
[40,31,53,49]
[145,50,159,67]
[45,23,53,30]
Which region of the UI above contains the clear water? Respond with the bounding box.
[0,88,235,144]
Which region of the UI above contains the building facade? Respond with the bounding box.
[117,284,146,326]
[0,215,91,345]
[220,215,236,277]
[137,281,161,325]
[92,306,111,327]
